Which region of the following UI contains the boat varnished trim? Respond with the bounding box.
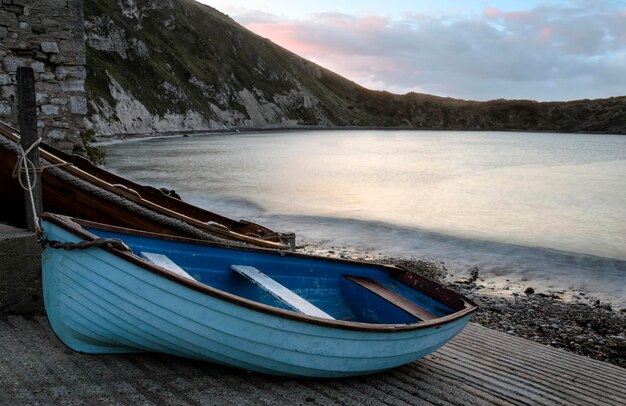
[0,124,288,249]
[43,213,478,333]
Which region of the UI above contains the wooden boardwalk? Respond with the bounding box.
[0,316,624,405]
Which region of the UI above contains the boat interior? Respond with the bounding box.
[84,225,458,325]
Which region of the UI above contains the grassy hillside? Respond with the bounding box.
[84,0,626,135]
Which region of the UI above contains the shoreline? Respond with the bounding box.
[287,224,626,310]
[299,241,626,368]
[93,125,626,145]
[298,239,626,310]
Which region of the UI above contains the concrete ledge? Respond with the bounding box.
[0,224,43,316]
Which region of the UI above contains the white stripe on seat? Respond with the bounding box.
[141,252,195,281]
[231,265,334,320]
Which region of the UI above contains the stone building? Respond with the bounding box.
[0,0,86,152]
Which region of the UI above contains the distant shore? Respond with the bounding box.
[92,126,440,145]
[93,125,626,145]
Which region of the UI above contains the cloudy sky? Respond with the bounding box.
[200,1,626,101]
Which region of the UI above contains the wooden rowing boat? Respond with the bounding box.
[0,121,293,249]
[41,213,477,377]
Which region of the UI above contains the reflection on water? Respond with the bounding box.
[105,130,626,306]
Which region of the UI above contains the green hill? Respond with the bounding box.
[84,0,626,135]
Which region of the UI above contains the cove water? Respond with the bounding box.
[104,130,626,307]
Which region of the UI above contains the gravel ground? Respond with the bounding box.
[300,243,626,368]
[447,270,626,368]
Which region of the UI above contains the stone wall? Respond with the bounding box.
[0,0,86,152]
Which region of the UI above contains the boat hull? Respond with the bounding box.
[42,221,473,378]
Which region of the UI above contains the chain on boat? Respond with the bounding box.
[44,237,132,252]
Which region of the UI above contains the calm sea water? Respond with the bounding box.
[105,130,626,306]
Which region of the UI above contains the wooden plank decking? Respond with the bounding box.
[1,316,624,405]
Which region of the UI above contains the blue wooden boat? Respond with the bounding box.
[41,213,477,377]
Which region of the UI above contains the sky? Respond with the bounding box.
[199,1,626,101]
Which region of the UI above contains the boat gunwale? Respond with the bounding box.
[43,213,478,333]
[0,122,289,249]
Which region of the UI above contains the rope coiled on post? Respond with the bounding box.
[10,136,42,234]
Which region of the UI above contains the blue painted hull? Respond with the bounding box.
[42,217,475,377]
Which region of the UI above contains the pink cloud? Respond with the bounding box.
[484,7,502,18]
[246,22,335,56]
[355,15,388,30]
[540,26,552,41]
[312,12,355,29]
[484,7,534,22]
[504,11,534,21]
[245,14,390,58]
[313,13,388,32]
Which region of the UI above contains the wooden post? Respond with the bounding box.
[16,67,42,232]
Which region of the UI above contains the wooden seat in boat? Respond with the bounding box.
[345,275,437,321]
[231,265,334,320]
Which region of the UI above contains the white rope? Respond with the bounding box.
[10,137,42,234]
